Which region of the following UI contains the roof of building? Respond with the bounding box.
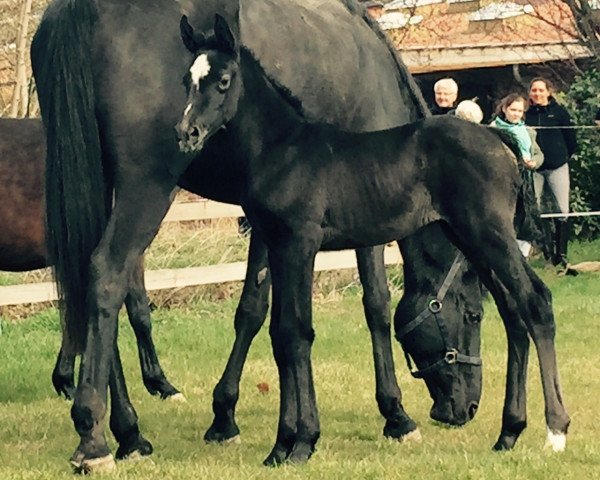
[362,0,594,72]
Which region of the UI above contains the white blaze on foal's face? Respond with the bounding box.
[184,54,211,118]
[190,54,211,90]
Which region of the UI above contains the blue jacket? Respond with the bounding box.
[525,98,577,171]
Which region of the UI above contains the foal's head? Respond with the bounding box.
[176,15,241,153]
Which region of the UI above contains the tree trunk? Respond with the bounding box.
[9,0,33,118]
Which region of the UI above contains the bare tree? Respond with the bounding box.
[9,0,33,117]
[561,0,600,65]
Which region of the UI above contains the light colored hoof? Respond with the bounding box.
[544,428,566,452]
[122,450,154,464]
[400,428,422,443]
[167,393,187,403]
[71,454,116,474]
[223,435,242,445]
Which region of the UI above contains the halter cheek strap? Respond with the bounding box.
[397,252,483,378]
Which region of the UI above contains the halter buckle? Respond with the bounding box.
[428,299,442,313]
[445,349,458,364]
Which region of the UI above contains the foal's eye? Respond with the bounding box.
[218,74,231,92]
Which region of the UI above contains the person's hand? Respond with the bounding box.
[523,159,536,170]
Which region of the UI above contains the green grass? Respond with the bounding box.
[0,245,599,479]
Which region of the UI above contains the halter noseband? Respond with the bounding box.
[397,251,482,379]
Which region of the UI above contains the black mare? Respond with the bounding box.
[175,16,569,465]
[32,0,486,471]
[0,118,180,401]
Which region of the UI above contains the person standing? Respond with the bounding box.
[431,78,458,115]
[525,77,577,271]
[492,93,543,258]
[595,108,600,127]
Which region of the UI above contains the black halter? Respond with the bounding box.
[397,252,482,379]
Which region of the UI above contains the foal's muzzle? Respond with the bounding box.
[175,121,208,153]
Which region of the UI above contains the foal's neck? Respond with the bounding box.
[233,47,310,151]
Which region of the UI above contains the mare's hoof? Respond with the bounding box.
[544,428,566,452]
[383,418,418,440]
[115,434,153,460]
[144,377,181,400]
[70,453,116,474]
[398,428,422,443]
[166,392,187,403]
[53,381,76,401]
[204,422,241,444]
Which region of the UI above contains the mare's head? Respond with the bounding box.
[176,15,241,153]
[396,238,483,426]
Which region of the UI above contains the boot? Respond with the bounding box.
[553,219,577,276]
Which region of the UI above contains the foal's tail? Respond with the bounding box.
[31,0,108,354]
[490,129,543,243]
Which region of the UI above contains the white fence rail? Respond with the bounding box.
[0,201,402,306]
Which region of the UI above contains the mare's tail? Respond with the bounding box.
[31,0,109,353]
[490,128,543,244]
[343,0,430,120]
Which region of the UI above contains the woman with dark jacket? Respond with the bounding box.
[525,77,577,271]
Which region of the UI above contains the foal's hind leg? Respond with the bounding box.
[205,232,271,444]
[483,279,531,450]
[125,257,182,401]
[447,221,570,451]
[355,246,419,441]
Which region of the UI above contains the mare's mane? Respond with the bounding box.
[240,45,306,120]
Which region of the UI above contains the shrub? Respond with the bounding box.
[561,69,600,239]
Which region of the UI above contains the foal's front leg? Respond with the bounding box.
[355,246,419,441]
[264,234,320,465]
[205,232,271,444]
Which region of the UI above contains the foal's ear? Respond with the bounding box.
[180,15,205,53]
[214,14,237,54]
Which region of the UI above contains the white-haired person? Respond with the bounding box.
[431,78,458,115]
[454,99,483,124]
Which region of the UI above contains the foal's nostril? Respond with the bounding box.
[468,402,479,420]
[189,126,200,139]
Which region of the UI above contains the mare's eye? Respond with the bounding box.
[218,74,231,92]
[464,312,482,325]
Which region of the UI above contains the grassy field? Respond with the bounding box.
[0,239,599,478]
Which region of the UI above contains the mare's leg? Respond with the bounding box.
[264,233,320,465]
[124,257,182,400]
[70,179,175,471]
[205,232,271,443]
[446,218,570,451]
[52,343,77,400]
[355,246,418,440]
[52,257,181,402]
[109,340,153,462]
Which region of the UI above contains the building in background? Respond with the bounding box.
[361,0,595,120]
